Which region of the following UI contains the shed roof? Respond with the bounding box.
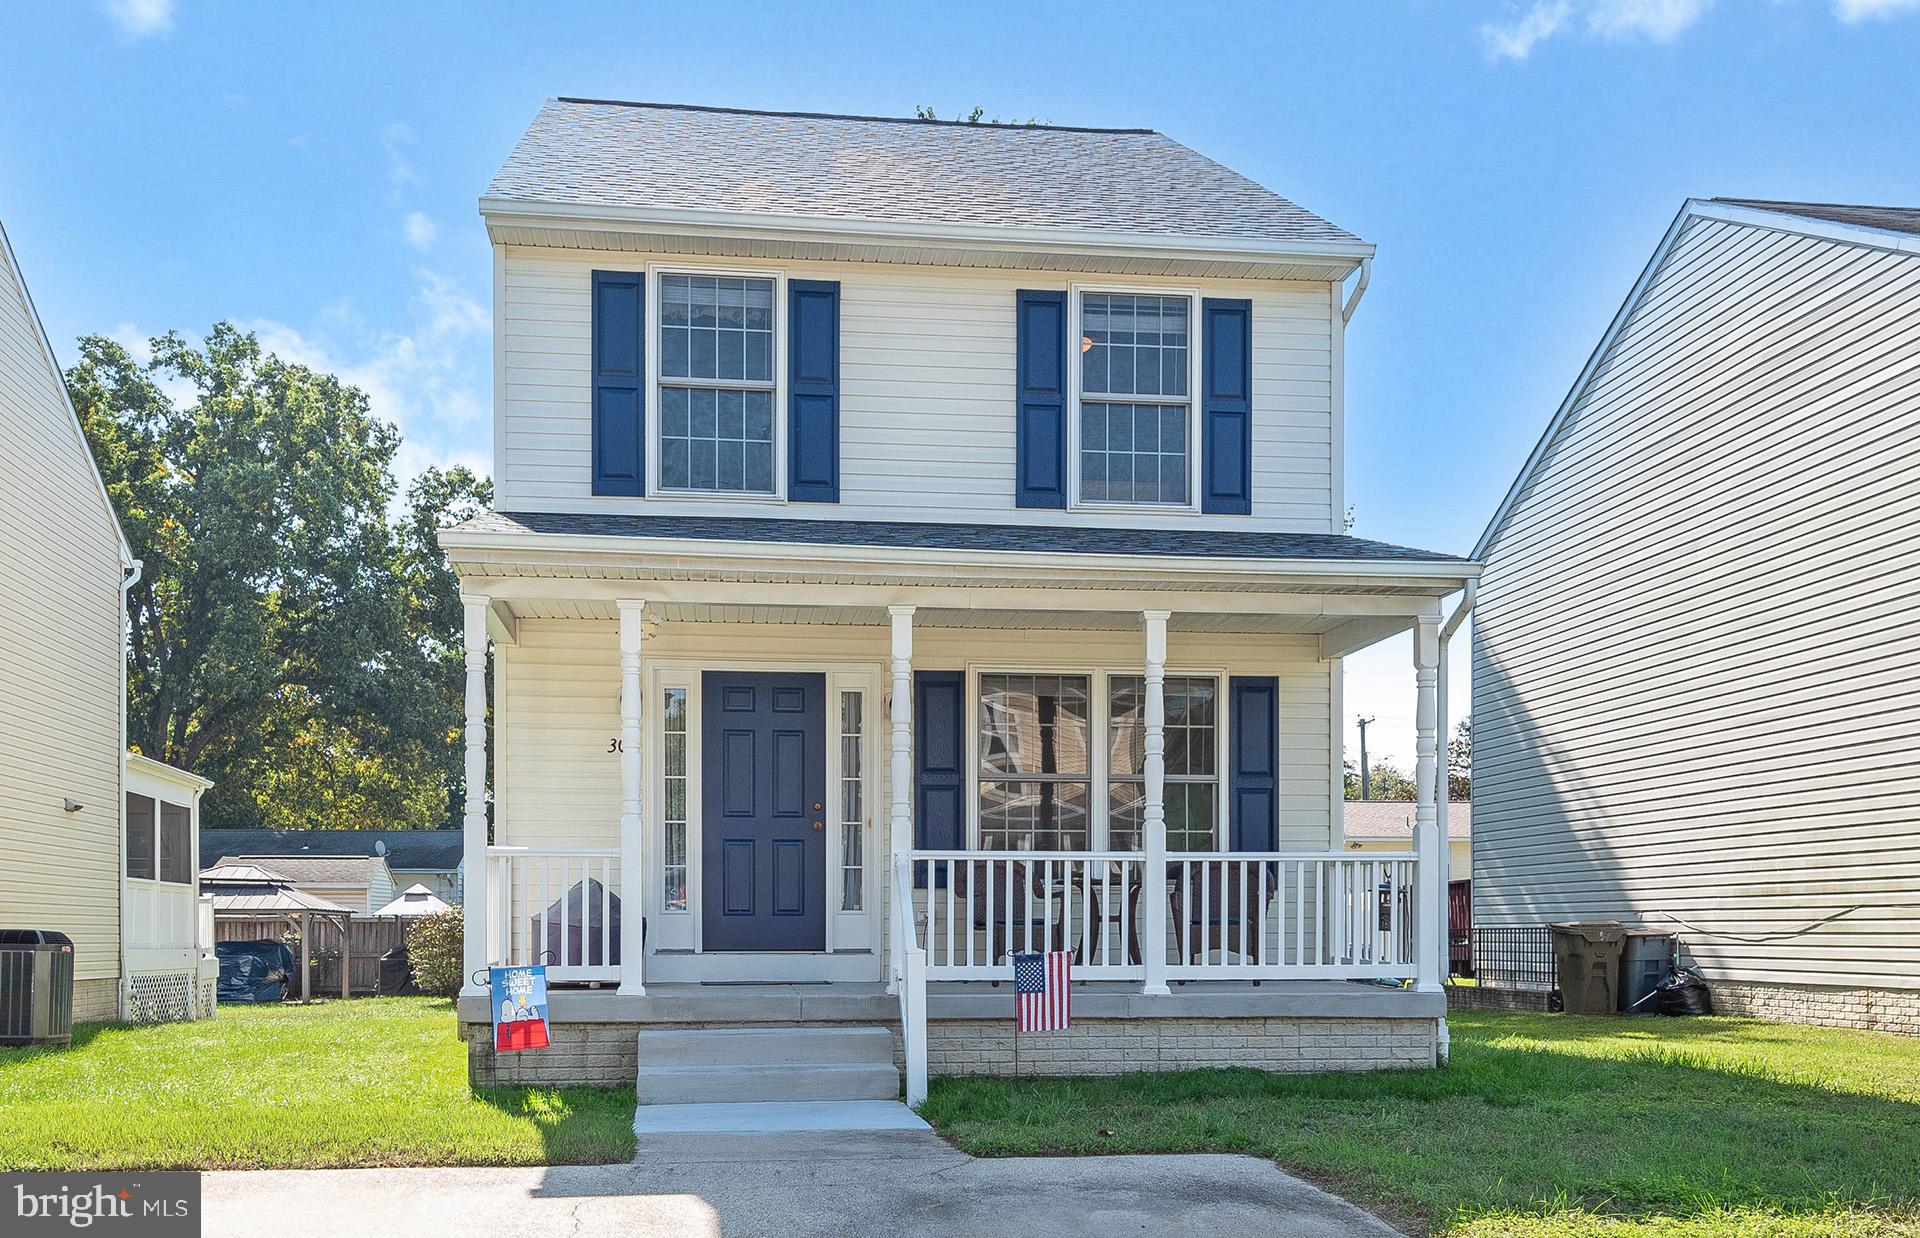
[200,829,462,872]
[373,884,455,918]
[209,854,392,886]
[486,98,1363,248]
[200,867,353,915]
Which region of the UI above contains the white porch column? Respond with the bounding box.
[1412,612,1444,993]
[1140,610,1171,995]
[458,594,490,998]
[888,606,916,866]
[617,599,647,996]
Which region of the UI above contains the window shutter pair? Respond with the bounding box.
[1014,291,1253,512]
[589,271,841,500]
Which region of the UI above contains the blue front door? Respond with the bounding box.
[701,671,827,951]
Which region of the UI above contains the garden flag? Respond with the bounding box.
[490,964,551,1051]
[1014,950,1071,1031]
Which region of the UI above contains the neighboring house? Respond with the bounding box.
[1345,800,1470,877]
[443,99,1478,1100]
[202,853,397,918]
[1473,198,1920,1035]
[0,217,214,1023]
[200,829,464,904]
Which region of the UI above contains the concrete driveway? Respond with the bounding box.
[203,1130,1397,1236]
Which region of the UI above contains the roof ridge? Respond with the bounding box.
[1713,196,1920,212]
[550,96,1158,136]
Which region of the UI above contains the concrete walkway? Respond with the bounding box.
[203,1131,1396,1237]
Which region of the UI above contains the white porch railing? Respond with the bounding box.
[908,850,1419,983]
[485,845,622,984]
[892,856,929,1107]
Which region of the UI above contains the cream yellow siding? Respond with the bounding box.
[0,226,128,985]
[496,247,1337,531]
[1474,211,1920,990]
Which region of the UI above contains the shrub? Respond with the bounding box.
[407,908,465,996]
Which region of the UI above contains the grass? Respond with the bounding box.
[0,997,634,1170]
[920,1009,1920,1237]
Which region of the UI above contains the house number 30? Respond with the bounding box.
[606,738,624,753]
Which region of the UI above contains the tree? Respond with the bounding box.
[1344,759,1415,801]
[1448,716,1471,802]
[66,324,488,830]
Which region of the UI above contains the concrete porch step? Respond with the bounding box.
[635,1024,902,1105]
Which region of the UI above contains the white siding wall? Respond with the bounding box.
[1474,214,1920,990]
[497,247,1337,531]
[495,620,1337,936]
[0,232,126,985]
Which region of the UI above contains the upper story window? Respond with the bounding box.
[658,273,777,494]
[1079,292,1193,507]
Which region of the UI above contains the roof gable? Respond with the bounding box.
[485,99,1363,252]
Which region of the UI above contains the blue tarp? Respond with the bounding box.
[215,939,295,1003]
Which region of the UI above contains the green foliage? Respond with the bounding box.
[922,1011,1920,1236]
[1448,715,1471,801]
[1342,717,1471,801]
[65,325,491,830]
[406,908,465,996]
[0,998,634,1169]
[912,104,1045,125]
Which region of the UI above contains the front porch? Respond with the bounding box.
[440,513,1475,1096]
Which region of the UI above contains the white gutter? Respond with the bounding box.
[116,558,142,1019]
[1340,256,1372,324]
[1432,580,1474,1065]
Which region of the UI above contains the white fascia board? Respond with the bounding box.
[477,196,1376,269]
[1697,200,1920,258]
[126,752,215,793]
[438,526,1479,586]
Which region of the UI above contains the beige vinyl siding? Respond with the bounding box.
[496,247,1336,531]
[0,232,127,983]
[1473,213,1920,990]
[496,620,1336,856]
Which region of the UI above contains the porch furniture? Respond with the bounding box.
[1168,862,1279,966]
[1083,864,1145,966]
[951,860,1066,964]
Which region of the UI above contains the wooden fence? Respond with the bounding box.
[215,917,408,997]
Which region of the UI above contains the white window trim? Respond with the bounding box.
[963,663,1229,853]
[125,792,195,887]
[645,261,790,502]
[1066,281,1206,515]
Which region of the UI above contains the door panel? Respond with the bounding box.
[702,671,827,951]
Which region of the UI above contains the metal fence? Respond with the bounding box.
[1472,925,1556,991]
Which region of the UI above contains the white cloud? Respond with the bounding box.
[1586,0,1714,40]
[403,211,437,250]
[104,0,173,39]
[380,123,424,199]
[1482,1,1573,60]
[1835,0,1920,19]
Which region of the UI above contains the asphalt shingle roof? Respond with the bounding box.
[449,510,1466,564]
[486,99,1362,247]
[1715,198,1920,239]
[200,829,462,872]
[206,854,392,886]
[1343,800,1471,840]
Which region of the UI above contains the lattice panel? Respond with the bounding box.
[127,971,197,1024]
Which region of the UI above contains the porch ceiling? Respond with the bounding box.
[503,598,1374,636]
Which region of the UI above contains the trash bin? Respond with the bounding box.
[379,944,419,996]
[1548,921,1626,1014]
[0,929,76,1047]
[1619,930,1675,1015]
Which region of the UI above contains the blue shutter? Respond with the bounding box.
[591,270,646,496]
[1015,290,1067,508]
[914,670,965,887]
[1201,298,1252,515]
[788,279,841,502]
[1228,676,1277,851]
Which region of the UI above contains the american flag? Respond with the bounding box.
[1014,950,1071,1031]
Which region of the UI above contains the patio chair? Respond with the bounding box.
[1167,863,1278,967]
[952,860,1067,967]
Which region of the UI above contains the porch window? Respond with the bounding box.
[1079,292,1192,506]
[125,792,156,880]
[839,691,864,911]
[1106,675,1219,852]
[159,802,193,884]
[658,273,777,494]
[662,687,689,911]
[977,674,1092,851]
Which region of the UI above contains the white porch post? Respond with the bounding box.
[1412,612,1444,993]
[888,606,916,867]
[617,599,647,996]
[458,594,490,998]
[1140,610,1171,995]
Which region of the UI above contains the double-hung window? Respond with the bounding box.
[1105,676,1220,852]
[977,674,1093,851]
[1078,292,1193,506]
[657,273,776,494]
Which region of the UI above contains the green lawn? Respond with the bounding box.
[0,997,634,1170]
[920,1010,1920,1237]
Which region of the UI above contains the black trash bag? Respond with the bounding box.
[379,944,419,996]
[1656,966,1714,1016]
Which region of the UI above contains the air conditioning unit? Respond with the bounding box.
[0,929,76,1047]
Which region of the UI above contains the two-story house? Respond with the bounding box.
[444,100,1478,1106]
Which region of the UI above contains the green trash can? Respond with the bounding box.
[1548,921,1626,1014]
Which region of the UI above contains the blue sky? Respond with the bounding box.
[6,0,1920,767]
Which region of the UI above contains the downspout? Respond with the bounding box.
[117,559,143,1019]
[1432,580,1475,1065]
[1340,256,1372,324]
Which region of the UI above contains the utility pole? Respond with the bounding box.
[1357,715,1375,800]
